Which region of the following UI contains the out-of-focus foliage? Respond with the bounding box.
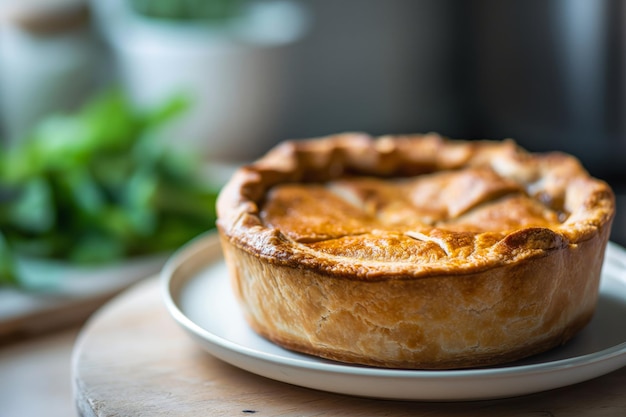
[0,89,218,285]
[128,0,248,21]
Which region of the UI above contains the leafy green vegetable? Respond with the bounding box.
[0,232,18,285]
[0,89,219,285]
[128,0,248,22]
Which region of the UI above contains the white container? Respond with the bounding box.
[90,0,310,162]
[0,0,100,144]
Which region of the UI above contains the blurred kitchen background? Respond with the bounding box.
[1,0,625,244]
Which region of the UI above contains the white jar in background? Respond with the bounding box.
[0,0,102,145]
[89,0,310,163]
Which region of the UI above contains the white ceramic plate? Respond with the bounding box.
[162,234,626,401]
[15,252,169,296]
[0,252,170,338]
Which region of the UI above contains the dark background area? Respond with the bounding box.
[276,1,626,185]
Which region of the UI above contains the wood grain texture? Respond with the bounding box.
[72,276,626,417]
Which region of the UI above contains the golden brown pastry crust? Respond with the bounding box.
[216,133,615,369]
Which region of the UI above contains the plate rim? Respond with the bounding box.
[161,234,626,396]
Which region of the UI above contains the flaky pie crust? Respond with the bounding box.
[216,133,615,369]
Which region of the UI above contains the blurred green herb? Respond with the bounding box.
[0,89,218,286]
[128,0,248,22]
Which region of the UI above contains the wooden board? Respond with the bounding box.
[0,253,167,342]
[72,275,626,416]
[0,288,115,342]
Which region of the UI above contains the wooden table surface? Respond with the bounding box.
[72,275,626,417]
[0,326,80,417]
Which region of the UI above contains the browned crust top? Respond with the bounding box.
[216,133,615,280]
